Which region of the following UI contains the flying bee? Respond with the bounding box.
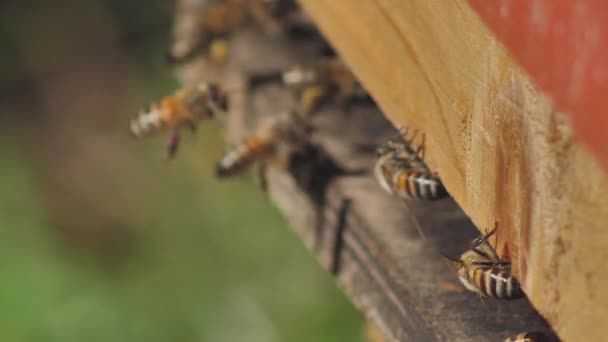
[130,81,228,159]
[504,332,560,342]
[374,127,448,201]
[445,224,524,300]
[168,0,299,64]
[216,111,310,179]
[281,58,368,116]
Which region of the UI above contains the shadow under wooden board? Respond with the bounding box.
[170,8,556,342]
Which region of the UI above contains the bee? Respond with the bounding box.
[504,332,559,342]
[168,0,299,64]
[130,81,228,159]
[445,224,524,300]
[374,127,448,201]
[215,111,310,178]
[281,58,368,115]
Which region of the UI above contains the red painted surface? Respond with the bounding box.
[468,0,608,171]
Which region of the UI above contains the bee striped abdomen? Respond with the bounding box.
[130,103,166,138]
[392,169,447,201]
[469,266,524,300]
[504,331,559,342]
[130,96,185,138]
[216,136,274,177]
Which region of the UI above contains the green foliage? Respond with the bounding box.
[0,0,364,340]
[0,137,363,341]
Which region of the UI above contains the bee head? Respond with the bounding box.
[376,137,403,157]
[442,255,464,273]
[375,144,389,157]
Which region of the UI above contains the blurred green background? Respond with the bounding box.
[0,1,364,341]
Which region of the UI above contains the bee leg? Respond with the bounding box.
[471,227,498,249]
[403,127,418,146]
[166,129,180,160]
[415,133,426,161]
[330,198,352,275]
[471,260,511,267]
[490,220,500,250]
[256,161,268,192]
[471,247,494,260]
[471,260,511,268]
[471,261,498,266]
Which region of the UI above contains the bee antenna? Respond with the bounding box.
[441,254,461,263]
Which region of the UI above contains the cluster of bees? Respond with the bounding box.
[129,1,559,341]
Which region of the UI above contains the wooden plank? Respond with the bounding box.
[468,0,608,172]
[298,0,608,340]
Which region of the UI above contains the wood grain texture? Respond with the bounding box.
[468,0,608,172]
[298,0,608,340]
